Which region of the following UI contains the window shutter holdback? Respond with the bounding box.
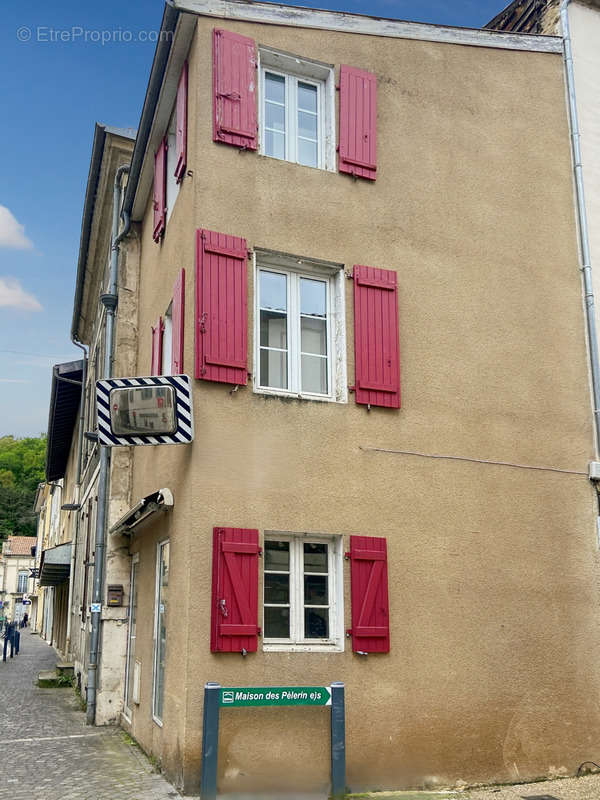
[339,65,377,181]
[153,137,167,241]
[175,61,188,183]
[213,29,258,150]
[172,268,185,374]
[353,265,401,408]
[348,535,390,653]
[151,316,164,376]
[211,527,260,653]
[195,229,248,384]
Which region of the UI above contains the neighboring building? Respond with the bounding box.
[46,124,137,701]
[0,536,37,625]
[51,0,600,795]
[487,1,600,337]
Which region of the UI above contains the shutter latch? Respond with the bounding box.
[219,598,228,618]
[199,312,207,334]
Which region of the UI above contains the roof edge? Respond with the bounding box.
[173,0,563,51]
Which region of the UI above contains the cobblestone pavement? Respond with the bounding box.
[0,630,183,800]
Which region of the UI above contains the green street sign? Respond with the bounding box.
[220,686,332,707]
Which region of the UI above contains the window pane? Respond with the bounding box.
[260,310,287,349]
[298,138,318,168]
[304,607,329,639]
[301,354,327,394]
[304,543,328,573]
[301,317,327,356]
[261,348,288,390]
[265,540,289,570]
[260,271,287,312]
[266,101,285,133]
[300,278,326,317]
[265,72,285,104]
[304,574,328,605]
[265,606,290,638]
[298,110,317,140]
[298,82,317,113]
[264,573,290,604]
[265,130,285,160]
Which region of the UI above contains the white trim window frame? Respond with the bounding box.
[263,532,344,653]
[123,553,139,721]
[152,539,169,726]
[165,107,180,225]
[258,47,336,172]
[253,250,347,403]
[161,301,173,376]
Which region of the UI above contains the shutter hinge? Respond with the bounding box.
[348,385,356,393]
[345,270,354,279]
[258,547,263,556]
[344,551,351,560]
[346,629,352,637]
[247,249,253,259]
[257,627,262,636]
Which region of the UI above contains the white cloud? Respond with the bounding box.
[0,205,33,249]
[0,277,43,311]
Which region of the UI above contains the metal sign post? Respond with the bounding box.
[200,682,346,800]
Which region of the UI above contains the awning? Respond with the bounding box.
[45,360,84,482]
[39,542,72,586]
[109,488,174,536]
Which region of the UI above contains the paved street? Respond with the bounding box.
[0,630,182,800]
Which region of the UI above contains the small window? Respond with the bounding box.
[162,302,173,375]
[166,110,180,224]
[263,534,343,652]
[254,251,347,402]
[17,571,28,593]
[259,49,335,171]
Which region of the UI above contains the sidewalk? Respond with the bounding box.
[0,630,183,800]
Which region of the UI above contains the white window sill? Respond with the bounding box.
[257,152,336,174]
[263,641,344,653]
[254,386,345,404]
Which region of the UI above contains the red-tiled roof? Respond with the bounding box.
[2,536,37,556]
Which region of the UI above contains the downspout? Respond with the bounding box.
[66,339,88,656]
[86,164,130,725]
[561,0,600,457]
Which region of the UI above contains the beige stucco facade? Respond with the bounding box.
[102,7,600,795]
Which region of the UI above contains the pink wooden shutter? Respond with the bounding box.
[175,62,188,183]
[211,527,260,653]
[353,265,400,408]
[195,229,248,384]
[171,268,185,374]
[339,65,377,181]
[348,535,390,653]
[213,29,257,150]
[151,316,163,376]
[153,137,167,241]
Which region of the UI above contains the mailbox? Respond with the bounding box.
[107,585,124,607]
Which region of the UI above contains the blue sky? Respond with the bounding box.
[0,0,506,438]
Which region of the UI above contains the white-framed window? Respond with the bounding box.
[166,109,180,224]
[161,301,173,376]
[152,540,169,725]
[17,571,29,594]
[259,48,335,171]
[263,533,344,652]
[254,250,347,403]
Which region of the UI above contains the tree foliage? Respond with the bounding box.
[0,435,46,540]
